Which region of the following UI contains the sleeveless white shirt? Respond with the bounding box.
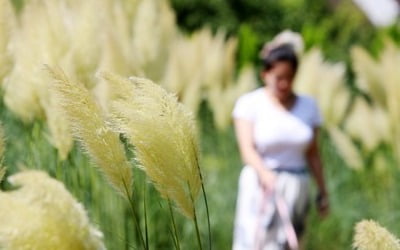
[232,88,322,170]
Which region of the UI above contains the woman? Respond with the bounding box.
[232,43,329,250]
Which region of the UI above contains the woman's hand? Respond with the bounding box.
[316,191,329,217]
[258,168,277,192]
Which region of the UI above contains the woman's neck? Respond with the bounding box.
[264,88,297,111]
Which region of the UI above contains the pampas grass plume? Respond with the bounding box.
[352,41,400,166]
[0,0,15,82]
[47,66,133,198]
[351,46,386,108]
[344,98,385,153]
[327,127,363,170]
[295,48,348,126]
[102,72,202,218]
[0,170,105,250]
[207,65,257,130]
[353,220,400,250]
[132,0,176,81]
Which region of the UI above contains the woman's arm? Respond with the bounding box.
[306,127,329,216]
[234,118,277,191]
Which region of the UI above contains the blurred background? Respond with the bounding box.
[1,0,400,249]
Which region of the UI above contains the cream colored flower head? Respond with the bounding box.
[48,66,133,199]
[102,72,202,218]
[0,170,105,250]
[353,219,400,250]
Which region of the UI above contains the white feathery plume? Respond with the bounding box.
[0,0,16,83]
[102,72,202,218]
[354,220,400,250]
[208,66,257,130]
[132,0,177,81]
[327,127,363,170]
[48,66,133,198]
[0,170,106,250]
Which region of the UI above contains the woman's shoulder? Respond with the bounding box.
[295,94,322,126]
[296,94,318,108]
[232,88,265,120]
[236,87,265,104]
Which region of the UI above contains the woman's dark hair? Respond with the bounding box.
[261,44,298,72]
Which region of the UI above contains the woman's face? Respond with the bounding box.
[262,61,296,101]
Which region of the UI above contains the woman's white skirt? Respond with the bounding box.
[232,166,310,250]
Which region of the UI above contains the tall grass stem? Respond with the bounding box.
[189,182,203,250]
[123,180,148,250]
[143,180,149,249]
[168,199,181,250]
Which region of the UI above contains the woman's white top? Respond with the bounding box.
[232,87,322,170]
